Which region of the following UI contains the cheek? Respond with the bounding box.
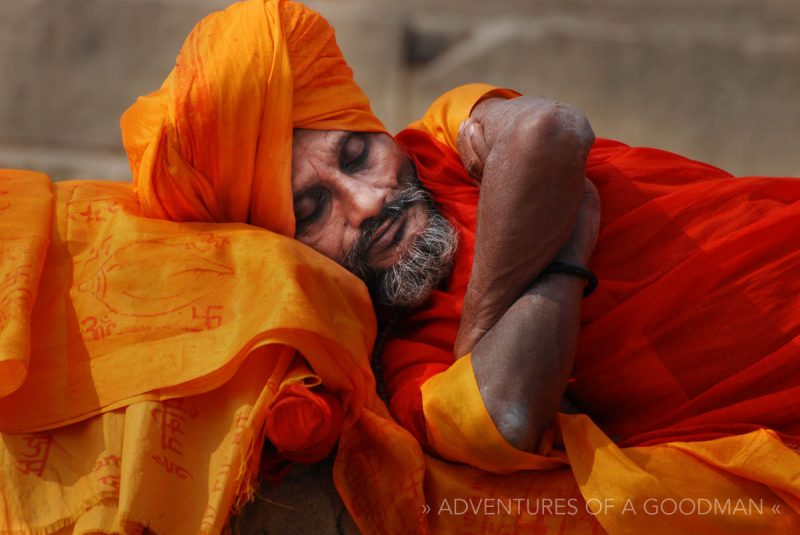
[297,224,358,267]
[371,139,406,177]
[297,232,338,262]
[408,204,429,234]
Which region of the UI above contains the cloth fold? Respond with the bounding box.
[264,356,344,463]
[0,176,375,434]
[1,344,293,535]
[0,170,52,398]
[0,170,378,533]
[561,412,800,534]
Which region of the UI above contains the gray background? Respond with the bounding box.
[0,0,798,179]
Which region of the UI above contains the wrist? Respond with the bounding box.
[553,235,594,265]
[553,249,591,266]
[540,262,598,297]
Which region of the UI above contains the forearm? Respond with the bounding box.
[457,99,594,355]
[470,271,584,452]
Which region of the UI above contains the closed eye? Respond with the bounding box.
[293,188,329,234]
[340,133,370,173]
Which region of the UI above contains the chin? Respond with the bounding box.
[369,202,430,270]
[369,209,459,309]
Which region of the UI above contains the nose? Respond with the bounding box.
[340,178,388,229]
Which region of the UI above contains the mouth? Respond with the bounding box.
[367,210,408,257]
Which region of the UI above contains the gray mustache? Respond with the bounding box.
[345,185,431,273]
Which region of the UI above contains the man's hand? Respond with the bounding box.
[453,96,595,358]
[457,118,489,182]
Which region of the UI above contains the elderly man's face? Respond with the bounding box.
[291,129,458,307]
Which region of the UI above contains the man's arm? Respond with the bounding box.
[470,182,599,451]
[453,96,595,357]
[452,94,597,450]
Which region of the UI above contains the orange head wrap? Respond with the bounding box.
[121,0,386,236]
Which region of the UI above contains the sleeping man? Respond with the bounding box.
[290,91,601,453]
[289,83,800,457]
[108,0,800,465]
[3,0,793,533]
[287,80,800,535]
[117,1,800,530]
[282,74,800,533]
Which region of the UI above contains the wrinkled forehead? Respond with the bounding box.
[290,129,401,171]
[292,128,395,149]
[292,128,343,159]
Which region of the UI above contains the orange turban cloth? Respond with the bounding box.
[121,0,386,236]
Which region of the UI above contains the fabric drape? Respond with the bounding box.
[1,0,388,531]
[379,83,800,534]
[0,170,379,534]
[120,0,384,235]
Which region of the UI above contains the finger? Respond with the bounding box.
[463,141,483,181]
[457,120,483,181]
[461,119,488,179]
[456,119,472,159]
[467,121,490,169]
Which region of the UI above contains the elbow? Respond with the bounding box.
[558,102,596,150]
[513,100,595,159]
[484,396,550,453]
[511,102,594,206]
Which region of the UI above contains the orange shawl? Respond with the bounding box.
[0,1,391,533]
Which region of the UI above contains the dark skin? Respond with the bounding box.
[454,97,600,451]
[454,97,598,451]
[290,96,598,452]
[455,97,596,356]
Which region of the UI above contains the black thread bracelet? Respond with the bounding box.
[541,262,598,297]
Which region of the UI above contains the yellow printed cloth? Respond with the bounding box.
[0,171,376,534]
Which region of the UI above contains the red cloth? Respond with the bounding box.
[264,383,344,463]
[383,128,800,450]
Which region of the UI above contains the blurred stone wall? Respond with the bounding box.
[1,0,798,181]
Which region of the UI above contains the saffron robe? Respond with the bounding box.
[377,83,800,533]
[385,84,800,450]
